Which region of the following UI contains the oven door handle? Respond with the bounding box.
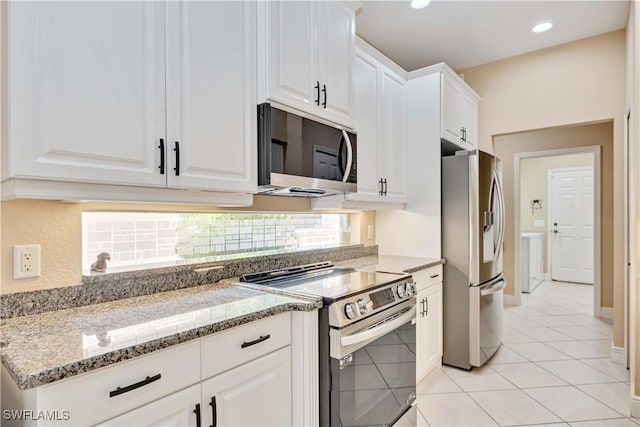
[340,306,416,347]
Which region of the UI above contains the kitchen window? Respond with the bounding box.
[82,212,351,272]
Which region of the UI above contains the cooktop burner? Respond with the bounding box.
[240,262,411,303]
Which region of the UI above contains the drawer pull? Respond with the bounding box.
[109,373,161,398]
[241,334,271,349]
[430,274,440,279]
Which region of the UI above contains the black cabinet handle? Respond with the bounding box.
[425,297,429,316]
[194,403,201,427]
[159,139,165,175]
[174,141,180,176]
[209,396,217,427]
[430,274,440,279]
[315,81,320,106]
[322,84,327,108]
[378,178,384,196]
[383,178,388,196]
[109,373,161,398]
[241,334,271,348]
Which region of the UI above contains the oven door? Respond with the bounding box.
[329,300,416,427]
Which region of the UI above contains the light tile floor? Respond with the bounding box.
[413,281,636,427]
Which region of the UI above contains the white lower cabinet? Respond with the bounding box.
[414,267,444,382]
[201,347,292,427]
[1,311,316,427]
[97,385,200,427]
[100,348,292,427]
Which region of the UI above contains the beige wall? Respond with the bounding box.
[627,0,640,399]
[520,153,594,273]
[1,197,376,295]
[461,30,626,349]
[495,123,614,306]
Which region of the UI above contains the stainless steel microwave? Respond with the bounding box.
[257,103,357,197]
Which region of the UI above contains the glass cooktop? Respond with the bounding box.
[241,263,410,303]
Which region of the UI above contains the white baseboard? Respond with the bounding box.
[504,294,519,306]
[599,307,614,320]
[611,345,626,365]
[631,394,640,418]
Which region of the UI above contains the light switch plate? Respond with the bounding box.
[367,225,374,240]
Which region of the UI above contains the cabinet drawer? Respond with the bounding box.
[201,312,291,380]
[35,341,200,426]
[415,265,443,292]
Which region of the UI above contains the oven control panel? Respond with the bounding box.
[329,276,416,328]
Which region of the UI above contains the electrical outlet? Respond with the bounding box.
[14,245,41,279]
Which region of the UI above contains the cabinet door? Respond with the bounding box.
[166,1,257,192]
[441,74,463,145]
[462,94,479,148]
[97,385,200,427]
[317,2,354,128]
[416,287,429,382]
[201,347,292,427]
[266,1,318,113]
[352,51,381,198]
[8,2,166,187]
[424,283,443,369]
[379,67,407,202]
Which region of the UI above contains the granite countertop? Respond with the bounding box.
[0,251,441,391]
[0,283,321,390]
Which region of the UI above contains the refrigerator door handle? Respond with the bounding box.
[495,171,506,258]
[480,279,506,296]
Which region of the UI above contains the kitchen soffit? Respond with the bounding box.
[356,0,630,72]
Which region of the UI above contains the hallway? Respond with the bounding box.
[413,281,633,426]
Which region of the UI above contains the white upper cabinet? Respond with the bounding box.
[262,1,355,129]
[352,51,380,198]
[4,1,256,203]
[166,1,256,193]
[7,1,167,187]
[317,2,354,124]
[462,94,479,147]
[347,44,407,205]
[379,68,407,201]
[264,1,317,111]
[440,71,479,149]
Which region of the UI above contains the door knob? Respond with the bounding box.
[553,230,558,234]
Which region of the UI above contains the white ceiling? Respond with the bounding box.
[355,1,630,72]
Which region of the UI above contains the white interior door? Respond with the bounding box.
[550,168,594,284]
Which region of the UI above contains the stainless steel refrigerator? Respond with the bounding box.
[442,150,506,369]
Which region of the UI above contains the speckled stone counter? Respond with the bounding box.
[1,283,321,390]
[1,244,376,319]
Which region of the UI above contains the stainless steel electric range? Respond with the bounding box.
[241,262,417,427]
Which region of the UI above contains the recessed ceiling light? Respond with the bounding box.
[532,22,553,33]
[411,0,431,9]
